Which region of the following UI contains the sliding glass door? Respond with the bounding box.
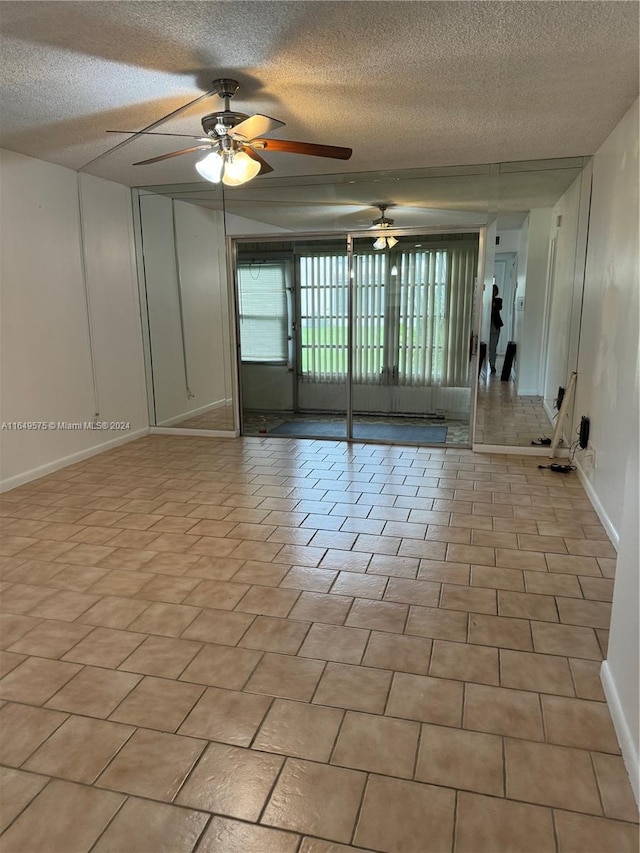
[349,233,478,444]
[235,231,479,446]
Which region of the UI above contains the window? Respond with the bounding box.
[299,245,477,387]
[237,262,288,362]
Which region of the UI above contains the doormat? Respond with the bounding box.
[268,420,448,443]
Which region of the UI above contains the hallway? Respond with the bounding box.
[0,435,637,852]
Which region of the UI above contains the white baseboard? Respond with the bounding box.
[472,443,569,457]
[0,427,149,493]
[149,427,239,438]
[157,398,230,428]
[601,660,640,806]
[575,458,620,550]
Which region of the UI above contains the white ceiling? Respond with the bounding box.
[3,4,626,437]
[1,0,638,189]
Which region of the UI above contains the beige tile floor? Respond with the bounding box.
[475,358,553,447]
[0,435,638,853]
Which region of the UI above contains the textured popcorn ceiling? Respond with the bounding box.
[0,0,638,188]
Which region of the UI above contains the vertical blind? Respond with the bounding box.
[300,245,477,387]
[237,262,288,362]
[299,254,349,382]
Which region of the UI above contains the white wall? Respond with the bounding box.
[0,151,148,489]
[573,99,639,801]
[517,208,553,394]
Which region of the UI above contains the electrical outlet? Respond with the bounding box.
[581,447,596,472]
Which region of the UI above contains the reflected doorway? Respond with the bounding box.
[235,231,480,446]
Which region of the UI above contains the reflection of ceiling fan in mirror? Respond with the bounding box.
[108,78,352,186]
[370,205,398,250]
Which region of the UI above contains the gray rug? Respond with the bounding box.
[268,420,448,443]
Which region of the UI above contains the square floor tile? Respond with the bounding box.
[239,615,311,655]
[109,675,204,732]
[454,791,555,853]
[178,686,272,746]
[362,631,432,675]
[62,627,146,668]
[245,652,325,701]
[127,601,201,637]
[345,598,408,634]
[355,774,455,853]
[254,698,343,761]
[23,716,134,783]
[464,683,544,740]
[429,639,499,686]
[235,585,300,618]
[332,710,419,778]
[531,621,602,659]
[383,577,440,607]
[0,656,81,705]
[500,648,574,696]
[569,658,606,701]
[498,590,558,622]
[79,596,150,629]
[468,613,533,651]
[0,702,67,766]
[45,666,141,717]
[176,741,283,819]
[118,635,202,678]
[440,584,497,615]
[298,623,369,665]
[405,605,468,642]
[330,572,387,600]
[8,620,93,659]
[198,816,300,853]
[0,767,49,833]
[91,797,209,853]
[261,757,366,844]
[289,592,354,626]
[97,728,205,801]
[0,779,124,853]
[0,613,42,648]
[312,662,392,714]
[505,737,602,814]
[180,644,262,690]
[416,723,503,795]
[554,811,639,853]
[182,578,249,609]
[180,608,255,645]
[280,566,337,593]
[386,672,463,726]
[541,694,620,753]
[592,753,640,822]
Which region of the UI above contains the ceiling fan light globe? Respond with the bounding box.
[195,151,223,183]
[387,235,398,248]
[222,150,261,186]
[373,236,386,250]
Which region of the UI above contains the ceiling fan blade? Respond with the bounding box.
[244,148,274,176]
[230,114,285,142]
[253,139,352,160]
[108,130,206,140]
[133,145,211,166]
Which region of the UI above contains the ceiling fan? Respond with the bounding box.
[108,78,352,186]
[370,205,398,249]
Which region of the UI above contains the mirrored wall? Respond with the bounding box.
[234,231,480,445]
[134,155,590,450]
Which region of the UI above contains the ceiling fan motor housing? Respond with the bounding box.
[201,111,250,137]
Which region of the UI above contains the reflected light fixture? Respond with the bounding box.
[370,204,398,250]
[195,146,261,186]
